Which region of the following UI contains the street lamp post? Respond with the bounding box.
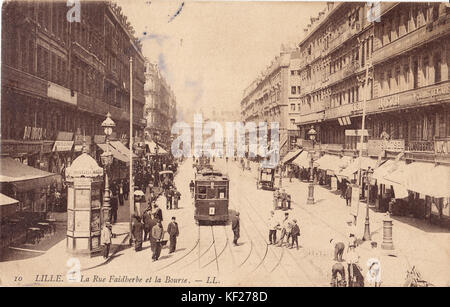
[307,126,317,205]
[100,112,116,224]
[363,167,373,241]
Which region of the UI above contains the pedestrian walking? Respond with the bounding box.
[280,189,287,209]
[345,184,352,206]
[268,211,279,245]
[330,239,345,262]
[346,246,363,287]
[154,203,163,222]
[118,180,124,206]
[131,215,144,252]
[167,216,179,253]
[232,212,240,246]
[165,187,173,210]
[151,220,164,261]
[143,207,155,241]
[110,191,118,224]
[330,262,346,287]
[273,188,280,210]
[173,188,181,209]
[277,212,290,247]
[101,222,112,259]
[189,180,195,198]
[123,179,129,200]
[290,219,300,249]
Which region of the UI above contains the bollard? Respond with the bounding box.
[381,214,394,250]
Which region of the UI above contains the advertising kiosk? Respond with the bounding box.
[65,152,104,256]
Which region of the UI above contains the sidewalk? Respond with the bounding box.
[281,176,450,286]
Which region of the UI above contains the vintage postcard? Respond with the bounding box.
[0,0,449,290]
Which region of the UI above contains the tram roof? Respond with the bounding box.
[195,170,229,181]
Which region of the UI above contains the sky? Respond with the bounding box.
[119,0,325,122]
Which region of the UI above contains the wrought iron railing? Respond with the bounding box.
[406,140,435,152]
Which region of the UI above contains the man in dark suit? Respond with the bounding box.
[345,184,352,206]
[167,216,179,253]
[131,215,144,252]
[232,212,240,246]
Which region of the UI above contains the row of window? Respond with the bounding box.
[376,3,443,48]
[377,51,446,97]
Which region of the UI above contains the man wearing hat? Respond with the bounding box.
[278,212,292,247]
[101,222,112,259]
[290,219,300,249]
[232,212,240,246]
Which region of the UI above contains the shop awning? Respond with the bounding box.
[338,157,381,180]
[314,154,342,171]
[0,157,60,192]
[383,162,450,198]
[372,160,396,185]
[281,149,303,165]
[423,165,450,198]
[146,140,168,154]
[96,143,129,163]
[110,141,138,159]
[292,151,311,168]
[0,193,19,218]
[0,193,19,206]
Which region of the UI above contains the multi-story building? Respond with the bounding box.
[293,2,450,225]
[294,2,450,162]
[1,0,146,174]
[144,60,177,149]
[240,49,292,158]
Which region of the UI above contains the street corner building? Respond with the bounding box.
[0,1,148,251]
[240,2,450,227]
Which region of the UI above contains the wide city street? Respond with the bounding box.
[1,157,449,287]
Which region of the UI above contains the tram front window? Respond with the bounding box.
[197,186,207,199]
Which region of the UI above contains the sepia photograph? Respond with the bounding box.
[0,0,449,290]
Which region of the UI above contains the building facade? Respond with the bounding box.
[144,60,177,149]
[1,0,146,174]
[293,2,450,164]
[240,50,292,157]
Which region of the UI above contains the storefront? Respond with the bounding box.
[0,157,60,247]
[313,154,343,188]
[52,132,74,178]
[281,149,303,178]
[379,160,450,226]
[291,150,312,181]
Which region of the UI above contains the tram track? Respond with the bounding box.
[231,165,321,285]
[237,178,323,285]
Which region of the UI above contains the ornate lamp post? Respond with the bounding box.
[307,126,317,205]
[100,112,115,224]
[363,166,374,241]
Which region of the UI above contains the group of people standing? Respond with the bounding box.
[273,189,292,210]
[129,203,180,261]
[267,211,300,249]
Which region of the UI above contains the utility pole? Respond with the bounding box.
[129,57,134,245]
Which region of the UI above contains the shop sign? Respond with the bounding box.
[413,84,450,101]
[53,141,74,152]
[378,95,400,110]
[345,129,369,137]
[368,139,405,156]
[47,82,77,105]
